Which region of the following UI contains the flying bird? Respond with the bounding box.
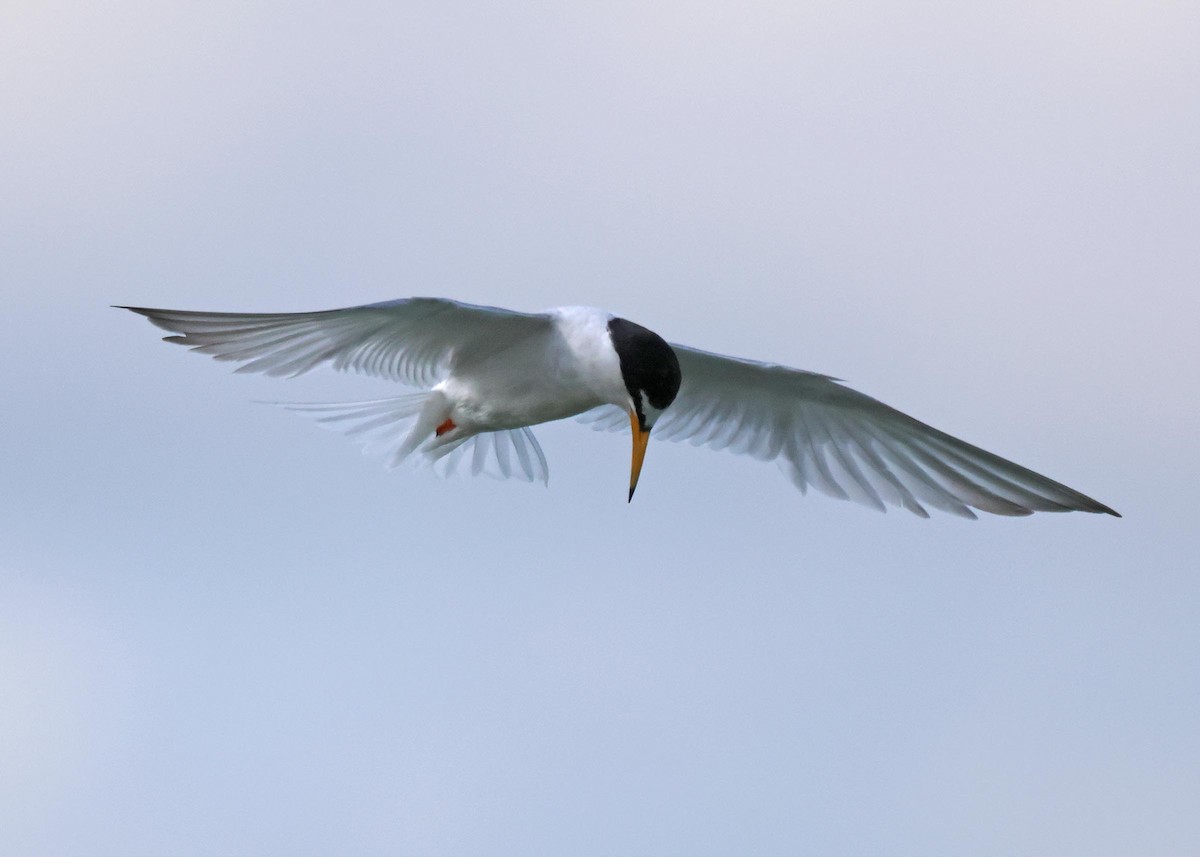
[120,298,1118,519]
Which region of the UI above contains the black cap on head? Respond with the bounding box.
[607,317,682,430]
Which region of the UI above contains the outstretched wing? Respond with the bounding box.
[581,344,1118,519]
[120,298,554,389]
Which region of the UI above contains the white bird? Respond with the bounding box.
[121,298,1118,518]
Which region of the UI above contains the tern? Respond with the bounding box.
[121,298,1118,518]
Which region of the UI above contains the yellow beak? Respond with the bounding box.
[628,410,652,503]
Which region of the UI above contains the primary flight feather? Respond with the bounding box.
[120,298,1118,518]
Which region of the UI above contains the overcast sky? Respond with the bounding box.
[2,2,1197,855]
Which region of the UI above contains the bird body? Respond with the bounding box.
[121,297,1118,518]
[438,306,627,434]
[403,307,641,478]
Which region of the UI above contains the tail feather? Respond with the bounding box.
[272,394,549,484]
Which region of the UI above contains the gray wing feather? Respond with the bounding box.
[581,344,1118,518]
[121,298,553,389]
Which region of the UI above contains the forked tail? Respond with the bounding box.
[271,392,549,483]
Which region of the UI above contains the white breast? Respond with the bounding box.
[437,306,630,432]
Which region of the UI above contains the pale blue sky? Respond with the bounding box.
[2,2,1197,855]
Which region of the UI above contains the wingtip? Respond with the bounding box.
[1081,496,1121,517]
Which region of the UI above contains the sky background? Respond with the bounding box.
[2,1,1198,854]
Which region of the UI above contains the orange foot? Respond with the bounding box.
[435,418,457,437]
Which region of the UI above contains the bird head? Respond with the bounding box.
[607,317,682,501]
